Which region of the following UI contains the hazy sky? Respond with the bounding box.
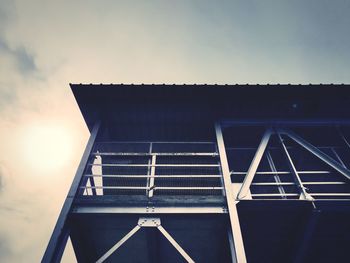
[0,0,350,262]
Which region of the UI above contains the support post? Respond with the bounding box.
[42,121,101,263]
[215,123,247,263]
[148,154,157,197]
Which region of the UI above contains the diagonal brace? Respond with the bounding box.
[157,225,195,263]
[277,132,313,201]
[279,128,350,181]
[96,218,195,263]
[96,225,141,263]
[237,128,273,199]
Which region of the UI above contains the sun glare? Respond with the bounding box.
[20,124,73,174]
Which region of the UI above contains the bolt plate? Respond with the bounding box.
[138,217,161,227]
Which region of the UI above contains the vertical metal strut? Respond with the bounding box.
[237,128,272,200]
[42,121,101,263]
[215,123,247,263]
[277,132,313,201]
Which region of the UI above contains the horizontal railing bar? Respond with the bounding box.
[226,146,344,150]
[232,171,291,175]
[303,182,346,185]
[81,186,224,190]
[309,193,350,196]
[84,174,222,178]
[251,182,346,186]
[251,193,350,197]
[251,182,295,186]
[88,163,220,167]
[81,186,147,190]
[231,171,331,175]
[92,152,218,156]
[299,171,332,174]
[251,193,300,197]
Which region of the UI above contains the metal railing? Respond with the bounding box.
[224,124,350,200]
[79,141,224,197]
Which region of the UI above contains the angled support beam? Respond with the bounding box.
[337,126,350,149]
[96,225,141,263]
[96,218,195,263]
[215,123,247,263]
[42,121,101,263]
[266,150,287,199]
[279,128,350,181]
[237,128,273,200]
[277,132,313,201]
[157,225,195,263]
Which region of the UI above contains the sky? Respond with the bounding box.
[0,0,350,262]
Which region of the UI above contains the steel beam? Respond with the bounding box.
[72,206,227,214]
[42,121,101,263]
[237,128,272,200]
[96,225,141,263]
[221,119,350,128]
[215,123,247,263]
[279,128,350,181]
[157,225,195,263]
[277,132,313,201]
[266,150,286,199]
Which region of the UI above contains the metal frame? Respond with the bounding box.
[215,123,247,263]
[221,123,350,202]
[95,217,195,263]
[72,206,227,214]
[276,131,313,201]
[278,128,350,181]
[45,119,350,262]
[42,121,101,263]
[237,128,272,199]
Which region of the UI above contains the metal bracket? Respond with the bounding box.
[138,217,161,227]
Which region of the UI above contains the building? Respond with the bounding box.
[43,84,350,263]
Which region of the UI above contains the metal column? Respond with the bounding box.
[42,121,101,263]
[215,123,247,263]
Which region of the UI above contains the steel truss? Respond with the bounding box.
[221,123,350,201]
[43,120,350,263]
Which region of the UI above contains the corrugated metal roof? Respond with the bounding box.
[70,84,350,131]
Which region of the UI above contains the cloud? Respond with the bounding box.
[0,39,37,75]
